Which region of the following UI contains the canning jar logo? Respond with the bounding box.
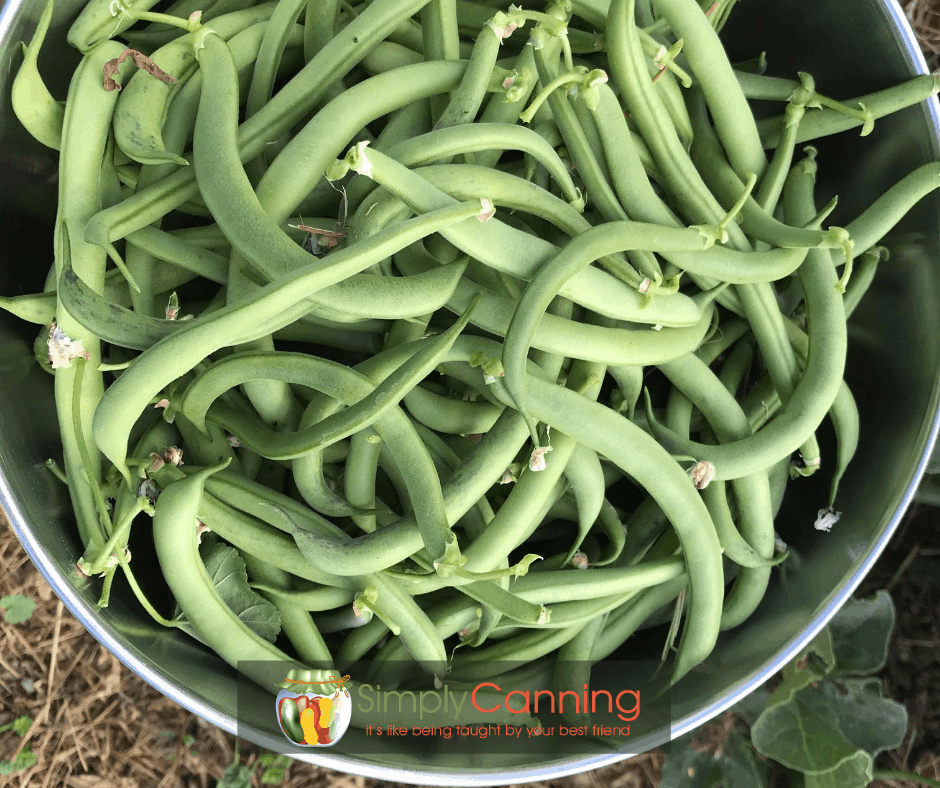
[275,674,352,747]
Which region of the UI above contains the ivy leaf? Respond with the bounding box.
[827,592,894,675]
[0,595,35,624]
[175,543,280,643]
[803,750,873,788]
[660,727,769,788]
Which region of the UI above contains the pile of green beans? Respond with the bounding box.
[7,0,940,731]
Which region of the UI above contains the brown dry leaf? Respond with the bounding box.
[103,49,179,92]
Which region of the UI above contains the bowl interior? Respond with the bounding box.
[1,0,939,783]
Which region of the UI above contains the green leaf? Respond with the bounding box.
[260,765,287,784]
[751,678,907,775]
[175,543,281,643]
[804,627,837,672]
[660,727,769,788]
[767,660,822,708]
[0,716,32,736]
[182,734,195,747]
[821,678,907,757]
[751,685,858,774]
[0,746,37,775]
[828,592,894,675]
[12,716,32,737]
[216,762,251,788]
[803,750,873,788]
[0,595,35,624]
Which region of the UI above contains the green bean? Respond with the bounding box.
[330,142,711,324]
[67,0,164,53]
[448,623,588,681]
[651,0,766,180]
[244,0,307,128]
[303,0,339,62]
[472,45,538,169]
[644,164,848,482]
[595,498,628,566]
[654,354,784,574]
[367,595,481,687]
[688,86,849,254]
[606,0,748,244]
[758,74,940,148]
[92,200,485,485]
[561,442,606,564]
[403,384,504,435]
[462,436,576,572]
[11,0,62,151]
[152,461,315,691]
[84,0,448,259]
[843,162,940,254]
[122,17,288,317]
[386,124,583,206]
[732,69,798,101]
[151,464,350,588]
[344,428,383,533]
[590,576,688,662]
[825,384,859,507]
[555,613,608,725]
[53,42,134,554]
[484,370,724,686]
[112,31,200,168]
[181,302,475,458]
[609,363,643,418]
[510,556,685,604]
[500,219,719,441]
[0,292,57,325]
[433,7,523,131]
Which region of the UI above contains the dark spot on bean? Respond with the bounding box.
[352,36,359,43]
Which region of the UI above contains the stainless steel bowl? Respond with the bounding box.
[1,0,939,783]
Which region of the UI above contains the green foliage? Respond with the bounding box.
[661,590,909,788]
[0,746,37,775]
[216,762,251,788]
[0,715,33,736]
[174,541,280,643]
[259,753,291,784]
[661,725,769,788]
[0,594,35,624]
[0,715,36,775]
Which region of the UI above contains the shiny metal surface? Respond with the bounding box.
[1,0,938,783]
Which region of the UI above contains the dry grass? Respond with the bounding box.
[906,0,940,62]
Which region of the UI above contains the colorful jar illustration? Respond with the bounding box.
[276,682,352,747]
